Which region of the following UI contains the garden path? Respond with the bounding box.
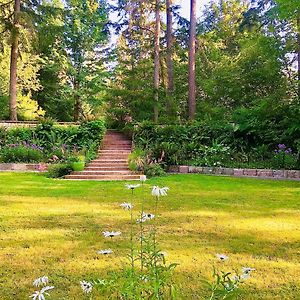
[65,130,140,180]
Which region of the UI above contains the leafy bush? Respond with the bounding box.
[128,148,145,172]
[46,163,73,178]
[144,163,166,177]
[0,143,44,163]
[0,120,106,164]
[131,121,300,170]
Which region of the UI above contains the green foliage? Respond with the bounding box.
[46,163,73,178]
[76,120,106,148]
[132,121,300,170]
[144,163,166,178]
[202,268,240,300]
[86,183,178,299]
[0,120,106,163]
[0,144,44,163]
[128,148,166,177]
[128,148,145,172]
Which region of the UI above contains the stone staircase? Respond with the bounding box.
[65,130,140,181]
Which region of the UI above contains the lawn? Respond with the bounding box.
[0,173,299,299]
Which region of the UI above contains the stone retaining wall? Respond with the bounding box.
[0,163,47,172]
[168,166,300,180]
[0,121,78,128]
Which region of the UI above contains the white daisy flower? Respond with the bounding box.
[33,276,49,287]
[30,286,54,300]
[242,267,255,274]
[97,249,113,255]
[158,251,167,257]
[216,253,229,261]
[151,186,169,197]
[140,175,147,182]
[102,231,121,238]
[240,272,251,280]
[80,281,93,294]
[125,184,140,190]
[120,202,133,210]
[136,212,155,223]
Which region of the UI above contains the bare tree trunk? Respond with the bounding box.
[188,0,196,120]
[9,0,20,121]
[297,14,300,101]
[73,80,80,122]
[153,0,160,123]
[166,0,174,116]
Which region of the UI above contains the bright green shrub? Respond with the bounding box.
[46,163,73,178]
[144,163,166,177]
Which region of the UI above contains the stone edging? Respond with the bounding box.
[168,166,300,180]
[0,121,78,128]
[0,163,48,172]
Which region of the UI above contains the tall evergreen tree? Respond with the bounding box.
[153,0,160,123]
[8,0,20,120]
[188,0,196,119]
[166,0,174,116]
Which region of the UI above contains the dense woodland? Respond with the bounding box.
[0,0,299,168]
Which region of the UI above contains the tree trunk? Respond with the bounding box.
[188,0,196,120]
[73,80,80,122]
[297,14,300,101]
[153,0,160,123]
[166,0,174,116]
[9,0,21,121]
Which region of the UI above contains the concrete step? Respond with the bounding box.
[103,137,131,141]
[65,130,138,181]
[101,148,132,151]
[92,159,128,163]
[87,163,128,167]
[99,150,131,153]
[65,174,140,180]
[98,156,129,160]
[102,141,131,145]
[85,166,130,171]
[72,170,135,175]
[99,154,129,156]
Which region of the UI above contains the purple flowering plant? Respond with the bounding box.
[273,144,296,169]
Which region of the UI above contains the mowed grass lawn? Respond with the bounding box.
[0,173,299,299]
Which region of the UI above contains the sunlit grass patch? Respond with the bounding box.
[0,173,299,299]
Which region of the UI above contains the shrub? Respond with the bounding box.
[76,120,106,148]
[128,148,145,172]
[132,121,300,170]
[46,163,73,178]
[144,163,166,177]
[0,143,44,163]
[0,120,106,164]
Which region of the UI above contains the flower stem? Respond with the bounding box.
[130,189,134,270]
[140,190,144,272]
[153,195,159,295]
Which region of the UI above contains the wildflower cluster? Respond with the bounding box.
[8,141,44,151]
[207,253,256,298]
[77,175,178,298]
[30,276,54,300]
[274,144,292,155]
[273,143,296,169]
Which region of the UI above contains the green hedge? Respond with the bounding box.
[130,121,300,170]
[0,120,106,163]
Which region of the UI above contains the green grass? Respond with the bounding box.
[0,173,299,299]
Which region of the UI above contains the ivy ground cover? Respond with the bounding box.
[0,173,299,299]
